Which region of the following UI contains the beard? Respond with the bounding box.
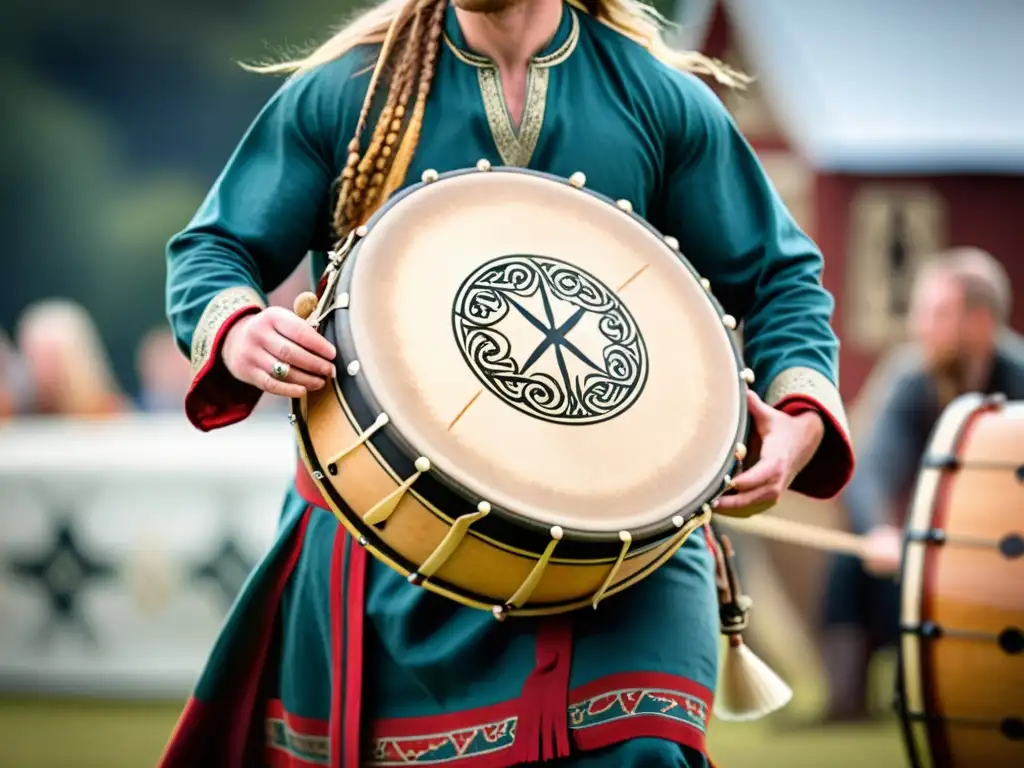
[452,0,522,13]
[925,349,970,407]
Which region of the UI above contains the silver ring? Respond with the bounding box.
[270,360,290,380]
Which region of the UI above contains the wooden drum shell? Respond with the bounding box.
[296,381,706,616]
[898,394,1024,768]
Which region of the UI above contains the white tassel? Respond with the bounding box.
[710,529,794,722]
[714,633,793,722]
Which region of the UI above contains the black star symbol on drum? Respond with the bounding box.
[451,254,649,425]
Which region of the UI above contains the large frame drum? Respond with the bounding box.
[292,165,749,618]
[897,393,1024,766]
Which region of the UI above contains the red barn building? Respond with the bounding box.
[684,0,1024,402]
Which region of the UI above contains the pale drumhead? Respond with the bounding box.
[346,171,742,534]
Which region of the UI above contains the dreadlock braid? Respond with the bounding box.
[333,5,410,237]
[332,0,448,244]
[378,0,447,204]
[357,10,425,214]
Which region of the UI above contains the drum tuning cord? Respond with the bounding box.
[713,532,752,636]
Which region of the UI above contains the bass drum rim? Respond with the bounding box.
[896,392,995,768]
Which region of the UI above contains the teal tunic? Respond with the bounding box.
[161,5,854,767]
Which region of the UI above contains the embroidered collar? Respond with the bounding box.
[443,2,579,69]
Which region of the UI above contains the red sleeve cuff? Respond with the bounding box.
[184,288,265,432]
[764,366,855,501]
[776,395,855,500]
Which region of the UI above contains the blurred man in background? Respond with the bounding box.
[820,247,1024,722]
[16,298,128,417]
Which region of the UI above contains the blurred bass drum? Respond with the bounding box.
[897,393,1024,767]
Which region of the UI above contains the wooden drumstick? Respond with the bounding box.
[714,514,868,559]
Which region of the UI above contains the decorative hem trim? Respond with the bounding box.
[190,286,265,374]
[265,672,711,767]
[267,700,330,767]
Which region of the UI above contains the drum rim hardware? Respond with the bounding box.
[304,165,749,552]
[289,164,752,614]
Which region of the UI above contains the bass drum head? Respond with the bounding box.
[345,170,743,536]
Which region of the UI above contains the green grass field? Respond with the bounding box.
[0,699,905,767]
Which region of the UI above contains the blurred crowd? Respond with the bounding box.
[0,299,160,419]
[0,264,309,421]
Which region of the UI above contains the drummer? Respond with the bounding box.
[820,246,1024,722]
[159,1,856,765]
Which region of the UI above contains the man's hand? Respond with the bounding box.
[862,524,902,577]
[714,390,825,517]
[221,307,336,399]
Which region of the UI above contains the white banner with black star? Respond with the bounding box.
[0,414,294,698]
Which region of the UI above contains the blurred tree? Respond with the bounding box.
[1,64,117,313]
[95,175,211,384]
[1,0,350,394]
[0,63,209,393]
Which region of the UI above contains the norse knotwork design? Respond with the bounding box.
[451,255,648,425]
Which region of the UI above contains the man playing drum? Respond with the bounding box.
[160,0,855,765]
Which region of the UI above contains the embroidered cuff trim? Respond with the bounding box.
[190,286,265,374]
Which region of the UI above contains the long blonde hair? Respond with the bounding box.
[248,0,747,243]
